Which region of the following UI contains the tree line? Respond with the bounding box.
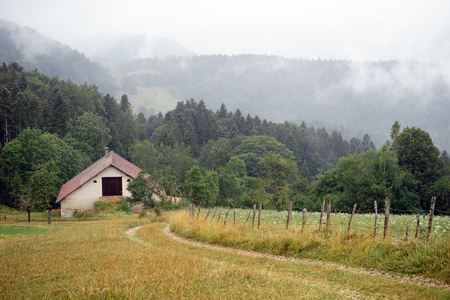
[0,62,448,218]
[114,54,450,151]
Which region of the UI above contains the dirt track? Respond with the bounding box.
[125,224,449,290]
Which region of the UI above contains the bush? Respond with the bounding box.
[93,201,107,210]
[138,210,147,218]
[153,197,189,212]
[154,207,162,216]
[0,205,17,214]
[73,210,96,219]
[116,199,131,213]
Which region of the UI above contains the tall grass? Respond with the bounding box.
[170,210,450,284]
[1,212,448,299]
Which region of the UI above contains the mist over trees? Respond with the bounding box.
[1,22,448,153]
[1,63,448,214]
[115,55,450,152]
[0,20,116,95]
[0,21,449,215]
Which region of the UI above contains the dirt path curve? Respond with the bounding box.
[125,224,449,290]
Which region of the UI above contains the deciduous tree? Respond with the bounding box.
[397,127,443,208]
[126,171,154,209]
[28,161,60,224]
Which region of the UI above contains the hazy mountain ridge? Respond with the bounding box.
[116,55,450,151]
[72,32,195,65]
[0,20,116,95]
[0,21,448,151]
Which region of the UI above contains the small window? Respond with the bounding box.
[127,179,131,182]
[93,180,97,183]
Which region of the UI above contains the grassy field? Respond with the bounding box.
[230,209,450,238]
[1,211,449,299]
[117,87,180,116]
[171,209,450,284]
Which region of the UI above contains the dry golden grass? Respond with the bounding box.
[170,210,450,286]
[0,213,448,299]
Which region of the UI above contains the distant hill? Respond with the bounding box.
[72,32,194,66]
[111,55,450,151]
[1,21,448,152]
[0,20,116,95]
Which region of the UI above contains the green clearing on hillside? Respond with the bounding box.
[117,87,180,116]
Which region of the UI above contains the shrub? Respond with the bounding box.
[154,207,162,216]
[93,201,107,210]
[138,210,147,218]
[116,199,131,213]
[73,210,96,219]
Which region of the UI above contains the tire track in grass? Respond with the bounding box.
[125,224,449,290]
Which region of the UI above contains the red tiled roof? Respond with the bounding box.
[56,151,141,203]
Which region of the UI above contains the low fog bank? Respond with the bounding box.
[117,55,450,151]
[0,20,116,95]
[1,22,448,151]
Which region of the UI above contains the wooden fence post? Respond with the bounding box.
[210,209,217,223]
[326,198,331,229]
[196,206,201,220]
[191,203,195,217]
[205,207,212,221]
[415,214,420,238]
[224,207,230,225]
[245,209,251,223]
[373,201,378,238]
[251,204,256,229]
[301,208,307,233]
[405,226,409,242]
[233,209,236,226]
[427,197,436,239]
[319,199,325,232]
[286,198,292,230]
[347,203,357,234]
[384,197,390,239]
[257,202,262,229]
[217,210,222,222]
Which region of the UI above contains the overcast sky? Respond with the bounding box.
[1,0,449,61]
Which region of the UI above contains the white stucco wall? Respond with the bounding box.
[60,166,133,217]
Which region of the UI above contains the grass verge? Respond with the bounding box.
[0,211,448,299]
[170,210,450,285]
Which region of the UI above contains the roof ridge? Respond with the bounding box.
[56,152,141,203]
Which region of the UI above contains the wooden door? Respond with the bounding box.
[102,177,123,196]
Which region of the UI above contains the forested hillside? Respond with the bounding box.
[0,20,115,95]
[115,55,450,151]
[0,63,449,214]
[2,21,448,153]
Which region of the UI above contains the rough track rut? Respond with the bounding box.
[125,224,449,290]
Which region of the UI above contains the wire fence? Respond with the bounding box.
[188,197,450,239]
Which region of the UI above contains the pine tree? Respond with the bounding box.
[120,94,131,112]
[0,86,11,144]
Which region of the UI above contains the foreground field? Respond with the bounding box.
[1,213,449,299]
[171,210,450,284]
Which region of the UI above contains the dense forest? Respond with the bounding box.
[1,21,449,152]
[115,55,450,151]
[0,20,116,95]
[1,63,449,215]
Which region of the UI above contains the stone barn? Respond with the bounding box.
[56,150,165,217]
